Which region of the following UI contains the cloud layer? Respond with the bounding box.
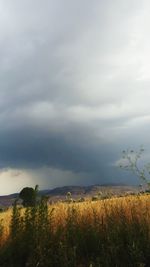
[0,0,150,193]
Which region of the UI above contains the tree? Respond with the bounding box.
[66,192,73,202]
[119,146,150,190]
[19,185,39,207]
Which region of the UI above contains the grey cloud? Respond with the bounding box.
[0,0,149,192]
[0,124,110,171]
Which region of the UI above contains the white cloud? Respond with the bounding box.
[0,167,89,195]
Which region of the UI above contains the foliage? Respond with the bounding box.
[66,192,73,203]
[19,185,39,207]
[119,146,150,189]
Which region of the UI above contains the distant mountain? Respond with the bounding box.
[0,184,138,207]
[39,183,137,196]
[40,185,89,195]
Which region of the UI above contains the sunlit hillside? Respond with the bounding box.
[0,194,150,266]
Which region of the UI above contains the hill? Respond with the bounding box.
[0,194,150,266]
[0,184,138,207]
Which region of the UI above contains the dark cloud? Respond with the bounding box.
[0,0,150,193]
[0,124,112,172]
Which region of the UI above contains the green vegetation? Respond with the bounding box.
[19,185,39,207]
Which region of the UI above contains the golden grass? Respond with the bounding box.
[1,194,150,266]
[1,194,150,242]
[52,194,150,224]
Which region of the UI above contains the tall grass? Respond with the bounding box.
[0,195,150,266]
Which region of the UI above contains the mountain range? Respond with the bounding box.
[0,184,138,208]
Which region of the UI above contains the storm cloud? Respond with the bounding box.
[0,0,150,194]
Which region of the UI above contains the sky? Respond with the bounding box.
[0,0,150,194]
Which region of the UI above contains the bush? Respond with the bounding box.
[19,185,39,207]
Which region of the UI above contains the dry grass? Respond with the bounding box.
[1,194,150,266]
[1,194,150,240]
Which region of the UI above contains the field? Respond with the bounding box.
[0,194,150,267]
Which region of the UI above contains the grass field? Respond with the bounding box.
[0,194,150,267]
